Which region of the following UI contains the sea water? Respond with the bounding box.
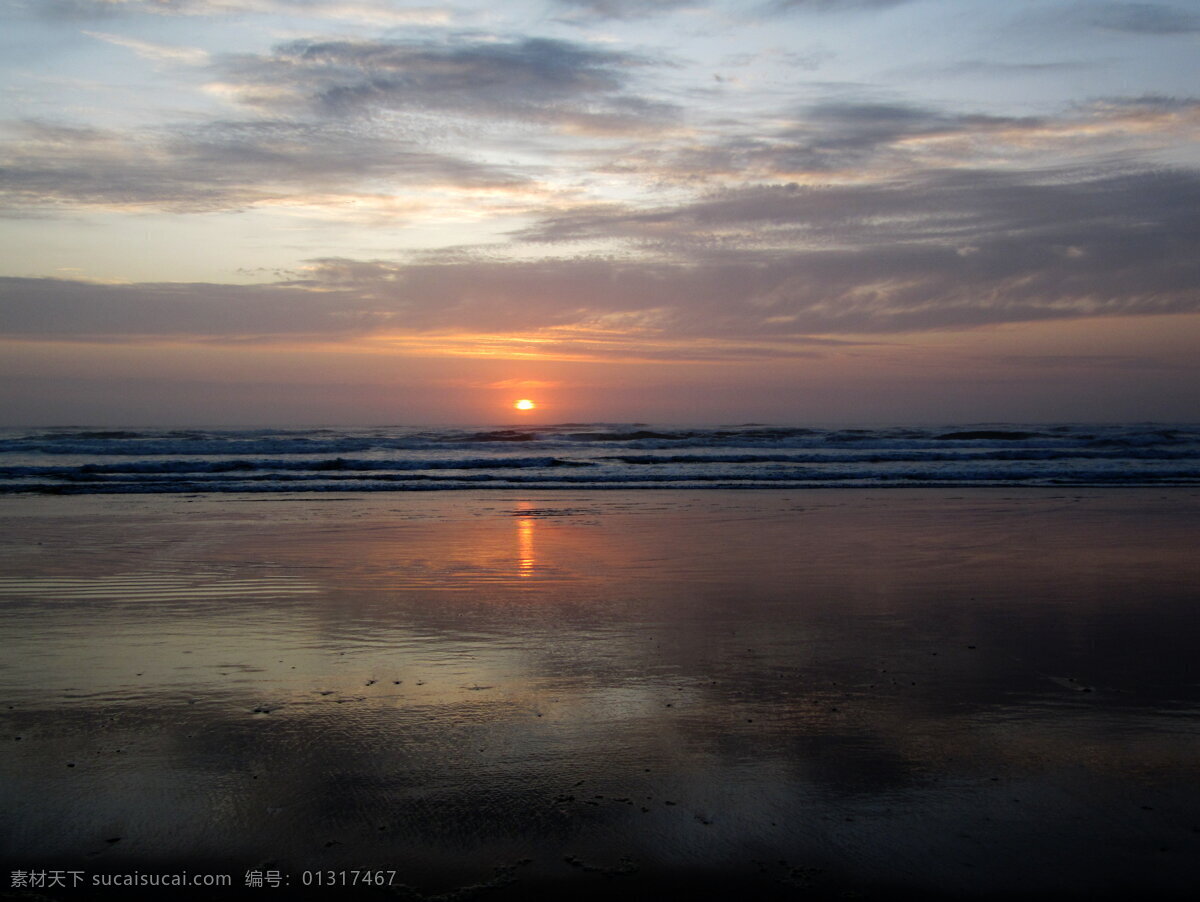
[1,422,1198,493]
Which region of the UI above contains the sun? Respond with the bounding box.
[514,399,536,411]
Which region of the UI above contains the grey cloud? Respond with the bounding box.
[0,277,360,339]
[5,82,1199,343]
[0,118,526,213]
[994,353,1181,371]
[12,0,124,18]
[519,165,1200,253]
[13,0,372,18]
[222,36,677,131]
[0,262,721,346]
[782,101,1030,162]
[14,0,209,18]
[506,165,1200,332]
[174,118,525,188]
[939,59,1098,76]
[764,0,918,13]
[608,100,1046,183]
[0,35,675,218]
[5,160,1200,346]
[1086,2,1200,34]
[1096,93,1200,110]
[611,95,1200,185]
[720,48,830,72]
[551,0,700,20]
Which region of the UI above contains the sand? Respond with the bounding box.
[2,489,1199,899]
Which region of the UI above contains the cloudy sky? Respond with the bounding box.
[2,0,1198,425]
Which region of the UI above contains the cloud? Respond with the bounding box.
[599,96,1200,186]
[4,13,1199,357]
[0,34,679,219]
[0,118,530,214]
[85,31,210,65]
[348,166,1200,333]
[764,0,918,13]
[16,0,221,18]
[771,101,1034,169]
[519,162,1200,252]
[216,36,677,134]
[17,0,452,24]
[5,84,1200,349]
[5,156,1200,353]
[3,86,1195,238]
[550,0,701,20]
[933,59,1099,78]
[1085,2,1200,34]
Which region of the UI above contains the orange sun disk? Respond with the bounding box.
[514,399,536,411]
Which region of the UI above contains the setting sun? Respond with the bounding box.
[514,399,536,411]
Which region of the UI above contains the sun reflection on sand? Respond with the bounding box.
[516,502,535,577]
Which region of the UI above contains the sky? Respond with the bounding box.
[1,0,1199,426]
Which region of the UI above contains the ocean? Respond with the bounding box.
[2,422,1198,493]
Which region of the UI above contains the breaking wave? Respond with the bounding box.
[2,423,1197,493]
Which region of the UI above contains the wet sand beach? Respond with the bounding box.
[2,489,1199,899]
